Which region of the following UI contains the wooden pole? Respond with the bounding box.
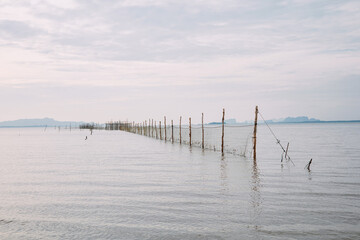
[159,121,162,140]
[202,113,204,149]
[151,119,154,138]
[284,142,289,161]
[179,116,182,144]
[221,108,225,154]
[164,116,167,142]
[253,106,259,161]
[145,120,147,136]
[155,121,157,139]
[189,117,192,147]
[148,118,150,137]
[306,158,312,171]
[171,120,174,143]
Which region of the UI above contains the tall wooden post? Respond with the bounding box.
[164,116,167,142]
[151,119,154,138]
[221,108,225,154]
[145,120,147,136]
[148,118,151,137]
[202,113,204,149]
[171,120,174,143]
[189,117,192,147]
[179,116,182,144]
[155,121,157,139]
[253,106,259,161]
[159,121,162,140]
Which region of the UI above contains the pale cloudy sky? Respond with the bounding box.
[0,0,359,123]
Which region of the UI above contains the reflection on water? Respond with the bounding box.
[220,155,228,193]
[250,160,262,231]
[307,170,312,181]
[0,124,360,239]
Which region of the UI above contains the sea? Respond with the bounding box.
[0,123,359,239]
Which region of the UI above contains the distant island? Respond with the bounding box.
[0,118,86,128]
[266,116,321,123]
[208,116,360,125]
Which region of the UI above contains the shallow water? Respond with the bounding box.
[0,123,359,239]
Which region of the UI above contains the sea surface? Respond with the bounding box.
[0,123,359,239]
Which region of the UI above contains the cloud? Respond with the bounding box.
[0,20,43,38]
[0,0,359,121]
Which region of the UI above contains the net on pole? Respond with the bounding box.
[148,123,253,157]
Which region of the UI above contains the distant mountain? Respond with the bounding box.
[282,116,320,123]
[208,119,237,125]
[208,116,324,125]
[225,118,237,124]
[0,118,85,127]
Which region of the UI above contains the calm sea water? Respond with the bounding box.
[0,123,359,239]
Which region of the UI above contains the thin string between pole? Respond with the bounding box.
[258,110,295,166]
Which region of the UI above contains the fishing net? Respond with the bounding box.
[136,123,254,157]
[111,119,254,158]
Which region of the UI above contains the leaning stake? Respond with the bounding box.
[305,158,313,171]
[285,142,290,161]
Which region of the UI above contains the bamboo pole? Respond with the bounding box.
[189,117,192,147]
[253,106,259,161]
[164,116,167,142]
[285,142,289,161]
[306,158,312,171]
[151,119,154,138]
[179,116,182,144]
[145,120,147,136]
[171,120,174,143]
[155,121,157,139]
[221,108,225,154]
[202,113,204,149]
[159,121,162,140]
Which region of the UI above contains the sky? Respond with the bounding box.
[0,0,359,123]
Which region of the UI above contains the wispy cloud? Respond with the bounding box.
[0,0,359,121]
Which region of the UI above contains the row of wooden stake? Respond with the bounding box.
[105,106,259,159]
